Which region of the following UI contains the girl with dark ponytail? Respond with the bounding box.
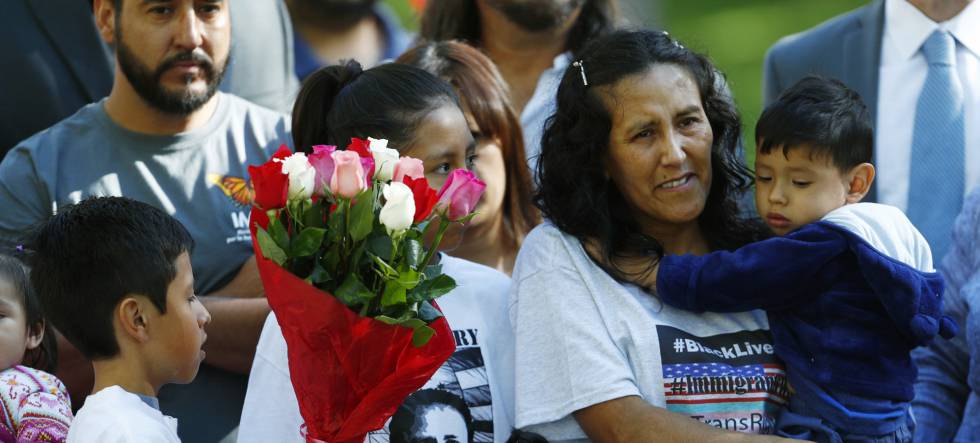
[240,61,519,443]
[291,60,476,191]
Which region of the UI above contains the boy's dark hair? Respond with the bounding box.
[28,197,194,360]
[0,254,57,371]
[756,75,873,172]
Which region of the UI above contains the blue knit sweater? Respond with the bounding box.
[657,221,957,432]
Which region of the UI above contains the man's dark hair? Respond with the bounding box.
[535,29,767,283]
[28,197,195,360]
[756,75,873,172]
[389,389,474,443]
[419,0,618,56]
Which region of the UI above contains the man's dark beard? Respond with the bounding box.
[484,0,585,32]
[288,0,377,30]
[116,39,227,116]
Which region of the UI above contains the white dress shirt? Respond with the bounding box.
[521,52,571,179]
[876,0,980,211]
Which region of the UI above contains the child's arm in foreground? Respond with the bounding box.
[654,224,848,312]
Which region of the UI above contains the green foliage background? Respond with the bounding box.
[382,0,868,165]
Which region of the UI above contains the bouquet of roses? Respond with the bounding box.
[247,138,485,443]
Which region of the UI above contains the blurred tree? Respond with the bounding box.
[661,0,865,165]
[382,0,866,166]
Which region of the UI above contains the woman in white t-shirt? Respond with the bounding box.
[238,61,515,443]
[511,30,798,442]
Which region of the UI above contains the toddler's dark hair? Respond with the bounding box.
[756,75,873,171]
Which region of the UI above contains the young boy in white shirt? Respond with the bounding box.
[30,197,211,443]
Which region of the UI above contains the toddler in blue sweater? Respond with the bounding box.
[651,76,957,442]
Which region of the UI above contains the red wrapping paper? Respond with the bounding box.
[250,207,456,443]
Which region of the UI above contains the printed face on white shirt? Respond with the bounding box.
[413,405,469,443]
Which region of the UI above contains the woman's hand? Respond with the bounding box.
[574,396,810,443]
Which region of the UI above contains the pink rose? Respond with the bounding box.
[393,157,425,183]
[330,150,367,199]
[435,169,486,221]
[308,145,336,196]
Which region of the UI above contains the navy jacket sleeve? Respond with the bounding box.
[656,224,849,312]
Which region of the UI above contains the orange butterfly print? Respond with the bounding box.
[208,174,254,207]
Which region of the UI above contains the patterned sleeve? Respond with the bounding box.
[16,390,73,442]
[0,367,74,443]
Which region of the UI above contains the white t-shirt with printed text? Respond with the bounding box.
[238,255,515,443]
[510,223,788,441]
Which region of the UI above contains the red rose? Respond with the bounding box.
[248,144,292,210]
[403,176,438,223]
[347,138,372,158]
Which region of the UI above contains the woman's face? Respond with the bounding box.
[403,103,476,191]
[600,63,713,234]
[402,102,475,249]
[464,111,507,228]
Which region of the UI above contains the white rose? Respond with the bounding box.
[278,153,316,201]
[379,182,415,234]
[369,137,399,181]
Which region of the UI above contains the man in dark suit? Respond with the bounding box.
[764,1,979,440]
[0,0,297,157]
[762,0,977,260]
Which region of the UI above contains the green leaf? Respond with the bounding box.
[412,274,456,302]
[267,216,290,251]
[395,267,420,290]
[370,252,398,278]
[366,235,394,261]
[311,260,331,285]
[423,264,443,280]
[453,212,478,225]
[349,241,367,270]
[418,301,444,322]
[335,273,373,307]
[400,318,426,329]
[381,281,407,308]
[290,227,327,257]
[348,188,376,242]
[404,239,423,268]
[303,199,325,228]
[255,227,287,266]
[326,201,347,243]
[323,247,341,277]
[375,315,400,325]
[412,325,436,347]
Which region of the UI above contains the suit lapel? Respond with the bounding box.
[842,0,885,201]
[27,0,113,102]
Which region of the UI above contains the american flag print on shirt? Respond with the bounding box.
[657,326,789,434]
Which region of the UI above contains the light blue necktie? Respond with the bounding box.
[907,30,965,262]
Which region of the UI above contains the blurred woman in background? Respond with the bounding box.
[398,41,540,275]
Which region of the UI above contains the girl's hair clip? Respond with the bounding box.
[572,60,589,87]
[661,30,684,49]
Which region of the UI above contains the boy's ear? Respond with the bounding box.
[93,0,117,45]
[25,320,44,351]
[117,296,151,343]
[845,163,875,204]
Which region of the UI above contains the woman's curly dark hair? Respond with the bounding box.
[535,29,767,282]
